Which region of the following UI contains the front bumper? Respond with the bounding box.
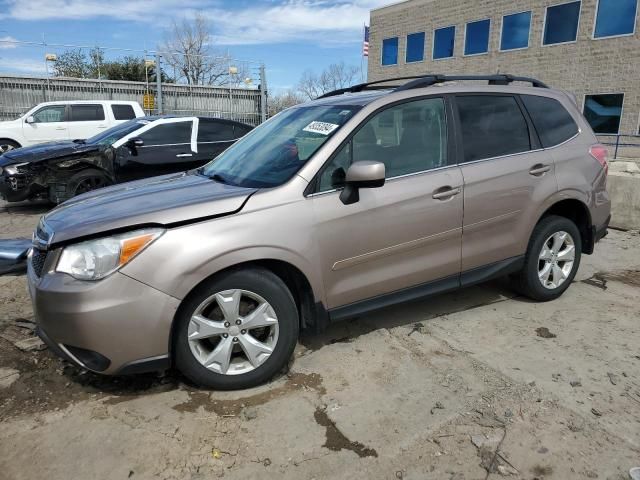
[28,257,180,375]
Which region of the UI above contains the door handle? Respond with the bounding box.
[176,153,193,158]
[55,127,66,131]
[529,164,551,176]
[432,186,461,200]
[97,125,107,129]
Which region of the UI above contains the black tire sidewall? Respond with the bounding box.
[175,268,299,390]
[521,215,582,301]
[68,169,111,197]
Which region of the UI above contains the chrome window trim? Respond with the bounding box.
[307,164,458,198]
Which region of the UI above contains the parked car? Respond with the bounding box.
[27,74,610,390]
[0,101,145,153]
[0,116,253,203]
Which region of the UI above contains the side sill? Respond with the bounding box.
[325,256,525,324]
[460,255,524,288]
[329,275,460,323]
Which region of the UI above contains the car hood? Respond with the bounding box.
[42,171,258,245]
[0,141,101,165]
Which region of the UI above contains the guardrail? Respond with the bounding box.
[596,133,640,160]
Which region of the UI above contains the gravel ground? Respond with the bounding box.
[0,199,639,480]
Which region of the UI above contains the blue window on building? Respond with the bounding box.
[584,93,624,134]
[464,19,491,55]
[501,11,532,50]
[433,26,455,59]
[406,32,425,62]
[543,1,581,45]
[594,0,638,38]
[382,37,399,65]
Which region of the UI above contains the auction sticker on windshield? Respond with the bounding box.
[303,121,340,136]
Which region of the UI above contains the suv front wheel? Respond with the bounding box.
[514,215,582,301]
[175,268,299,390]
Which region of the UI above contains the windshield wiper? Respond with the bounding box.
[209,173,229,185]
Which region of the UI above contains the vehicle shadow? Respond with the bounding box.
[300,278,518,351]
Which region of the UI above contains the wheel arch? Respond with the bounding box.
[168,258,327,365]
[536,196,593,254]
[0,138,21,149]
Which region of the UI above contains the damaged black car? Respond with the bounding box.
[0,116,252,203]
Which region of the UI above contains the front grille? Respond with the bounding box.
[31,248,48,277]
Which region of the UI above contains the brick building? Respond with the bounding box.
[368,0,640,136]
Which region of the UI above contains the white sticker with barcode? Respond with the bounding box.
[303,121,340,135]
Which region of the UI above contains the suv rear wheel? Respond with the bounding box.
[513,215,582,301]
[175,268,299,390]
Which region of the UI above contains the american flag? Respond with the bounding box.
[363,25,370,57]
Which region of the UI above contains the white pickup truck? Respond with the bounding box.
[0,100,145,153]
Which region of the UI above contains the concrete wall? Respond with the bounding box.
[368,0,640,135]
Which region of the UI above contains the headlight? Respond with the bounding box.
[3,162,29,175]
[56,228,164,280]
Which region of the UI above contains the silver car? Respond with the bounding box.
[28,75,611,389]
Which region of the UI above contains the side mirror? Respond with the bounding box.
[339,161,385,205]
[128,137,144,148]
[25,116,35,124]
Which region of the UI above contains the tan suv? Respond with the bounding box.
[28,75,610,389]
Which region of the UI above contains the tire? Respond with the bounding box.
[59,169,111,202]
[513,215,582,301]
[0,140,20,155]
[175,268,299,390]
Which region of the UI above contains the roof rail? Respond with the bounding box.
[317,73,549,99]
[394,74,549,91]
[317,75,432,99]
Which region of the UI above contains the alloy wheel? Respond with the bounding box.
[538,230,575,289]
[74,176,106,195]
[187,289,280,375]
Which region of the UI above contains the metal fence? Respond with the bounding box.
[0,74,265,126]
[596,134,640,160]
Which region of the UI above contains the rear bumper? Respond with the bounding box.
[28,261,180,375]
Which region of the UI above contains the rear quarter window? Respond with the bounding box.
[521,95,579,148]
[198,120,235,142]
[111,104,136,120]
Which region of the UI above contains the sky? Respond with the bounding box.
[0,0,389,92]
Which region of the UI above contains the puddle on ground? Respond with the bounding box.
[582,270,640,290]
[313,407,378,458]
[172,372,325,416]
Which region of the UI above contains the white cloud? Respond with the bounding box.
[0,58,47,74]
[208,1,389,45]
[0,0,389,45]
[0,36,19,49]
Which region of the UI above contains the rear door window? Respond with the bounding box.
[198,120,236,142]
[69,104,105,122]
[521,95,578,147]
[111,104,136,120]
[455,95,530,162]
[139,121,193,146]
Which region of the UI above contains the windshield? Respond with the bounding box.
[84,119,151,146]
[199,104,361,188]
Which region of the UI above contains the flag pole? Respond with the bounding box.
[361,23,365,82]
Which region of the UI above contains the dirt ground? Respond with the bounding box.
[0,198,639,480]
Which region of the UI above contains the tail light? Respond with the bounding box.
[589,144,608,174]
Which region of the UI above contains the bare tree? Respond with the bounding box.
[160,13,230,86]
[268,89,305,116]
[297,62,361,100]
